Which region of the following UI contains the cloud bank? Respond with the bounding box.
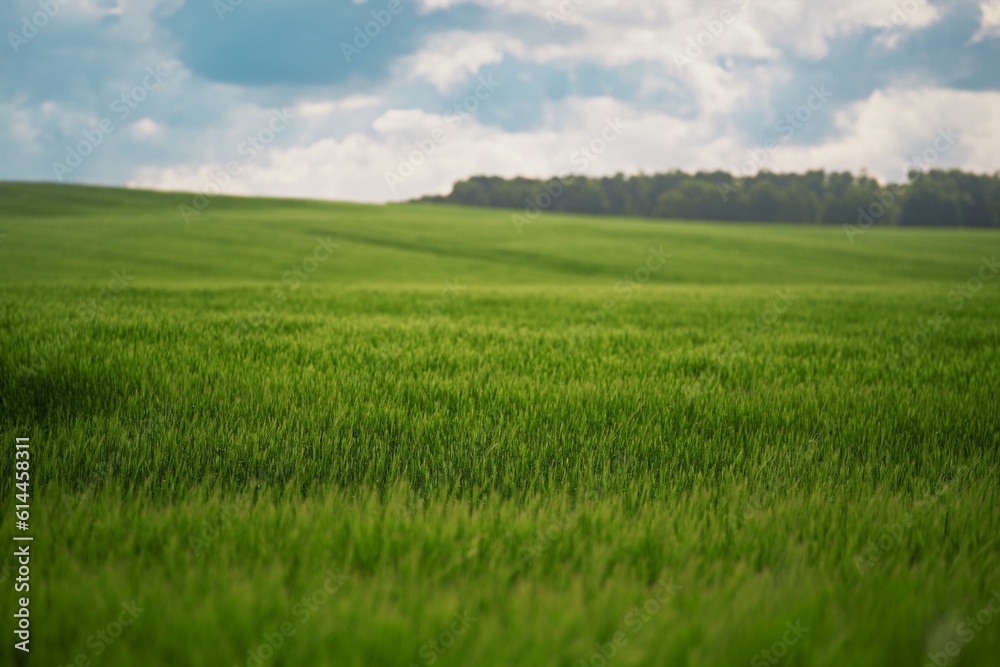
[1,0,998,203]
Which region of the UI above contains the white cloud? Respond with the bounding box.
[2,99,43,144]
[972,0,1000,42]
[764,87,1000,182]
[417,0,942,67]
[130,96,745,203]
[128,83,1000,205]
[129,117,162,139]
[294,96,383,118]
[399,31,522,91]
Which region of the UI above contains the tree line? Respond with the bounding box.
[418,169,1000,228]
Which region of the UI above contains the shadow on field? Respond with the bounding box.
[313,228,613,277]
[1,359,131,423]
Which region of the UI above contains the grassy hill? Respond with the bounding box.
[1,183,998,666]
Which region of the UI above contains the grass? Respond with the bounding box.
[0,182,998,666]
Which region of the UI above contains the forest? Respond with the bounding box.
[421,169,1000,227]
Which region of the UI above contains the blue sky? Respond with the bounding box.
[1,0,998,202]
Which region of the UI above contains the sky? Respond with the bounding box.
[1,0,999,203]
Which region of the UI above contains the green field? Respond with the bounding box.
[1,183,998,666]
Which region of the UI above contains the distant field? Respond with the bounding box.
[1,183,998,666]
